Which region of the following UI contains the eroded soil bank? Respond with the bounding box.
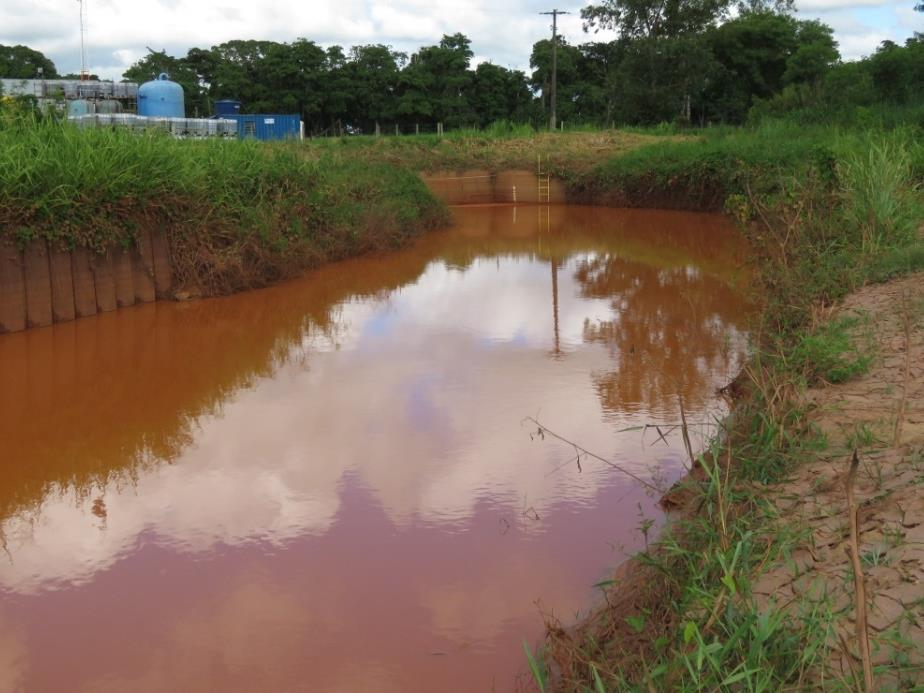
[752,272,924,688]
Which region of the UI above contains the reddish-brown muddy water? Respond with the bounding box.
[0,205,750,692]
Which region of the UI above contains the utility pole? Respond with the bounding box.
[540,8,569,131]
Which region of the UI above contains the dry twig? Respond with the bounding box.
[893,291,912,447]
[526,417,661,493]
[844,449,874,691]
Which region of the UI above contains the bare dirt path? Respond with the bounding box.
[753,272,924,689]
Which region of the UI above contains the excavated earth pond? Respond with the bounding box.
[0,205,751,691]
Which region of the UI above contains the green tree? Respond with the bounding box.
[612,35,719,124]
[868,36,924,104]
[0,44,58,78]
[783,20,838,87]
[469,62,533,126]
[346,44,404,131]
[581,0,794,37]
[704,12,838,122]
[265,39,327,127]
[574,41,626,124]
[397,34,475,128]
[322,46,352,132]
[208,40,280,112]
[581,0,733,38]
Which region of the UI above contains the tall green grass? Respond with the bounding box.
[0,117,446,291]
[570,122,834,205]
[836,134,920,253]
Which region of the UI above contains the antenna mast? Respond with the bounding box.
[79,0,89,80]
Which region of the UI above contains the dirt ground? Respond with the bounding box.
[752,272,924,690]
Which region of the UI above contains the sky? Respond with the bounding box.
[0,0,921,81]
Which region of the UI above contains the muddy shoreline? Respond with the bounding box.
[540,270,924,690]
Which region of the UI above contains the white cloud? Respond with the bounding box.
[0,0,565,79]
[2,0,916,80]
[797,0,899,8]
[837,31,893,58]
[0,258,675,593]
[794,1,921,59]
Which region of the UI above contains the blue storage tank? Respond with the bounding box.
[214,99,241,117]
[96,100,123,114]
[138,73,184,118]
[67,99,94,117]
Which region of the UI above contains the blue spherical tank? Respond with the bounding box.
[138,73,185,117]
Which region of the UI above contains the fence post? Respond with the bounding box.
[375,121,381,137]
[415,123,419,136]
[395,124,399,136]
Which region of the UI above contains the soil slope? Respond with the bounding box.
[753,272,924,689]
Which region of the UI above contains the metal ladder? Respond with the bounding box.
[537,154,551,204]
[537,204,550,233]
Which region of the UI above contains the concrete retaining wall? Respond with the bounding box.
[421,170,567,205]
[0,229,173,334]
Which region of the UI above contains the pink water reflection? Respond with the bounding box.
[0,206,750,691]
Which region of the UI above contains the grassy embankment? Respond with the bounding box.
[0,117,678,296]
[0,117,447,295]
[298,123,677,177]
[519,124,924,690]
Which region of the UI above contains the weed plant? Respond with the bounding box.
[790,316,873,385]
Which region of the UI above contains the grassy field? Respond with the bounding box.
[298,125,674,176]
[0,116,674,293]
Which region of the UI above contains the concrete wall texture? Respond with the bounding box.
[420,170,567,205]
[0,229,172,334]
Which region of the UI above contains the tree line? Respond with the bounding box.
[2,0,922,132]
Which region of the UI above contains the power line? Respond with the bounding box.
[539,8,569,131]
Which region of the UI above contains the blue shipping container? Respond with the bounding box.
[230,114,301,141]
